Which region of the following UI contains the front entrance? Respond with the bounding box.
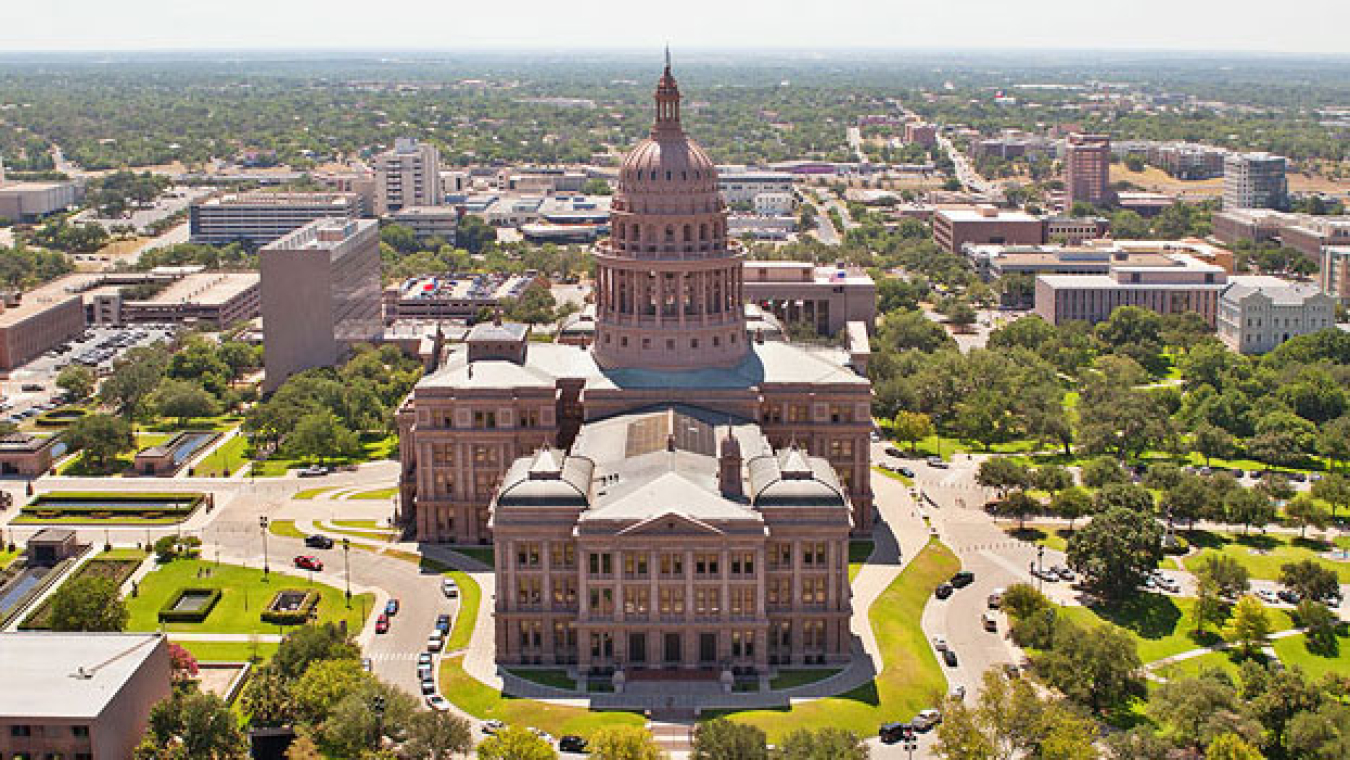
[629,633,647,665]
[699,632,717,665]
[664,633,682,665]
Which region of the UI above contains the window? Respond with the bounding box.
[694,553,720,577]
[588,552,613,576]
[473,410,497,429]
[11,725,32,737]
[694,587,720,616]
[767,579,791,607]
[730,551,755,576]
[803,542,827,568]
[623,551,649,578]
[550,543,576,569]
[659,586,685,614]
[660,553,684,577]
[732,630,756,657]
[731,587,756,615]
[552,578,577,606]
[516,542,541,569]
[588,587,614,614]
[803,577,827,605]
[623,587,650,615]
[71,726,89,739]
[769,543,791,569]
[516,577,542,606]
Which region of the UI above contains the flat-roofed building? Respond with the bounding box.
[932,205,1044,253]
[261,219,382,391]
[1212,208,1350,266]
[1224,152,1288,210]
[189,191,363,246]
[375,138,443,215]
[1035,252,1229,326]
[384,272,547,322]
[1323,247,1350,305]
[105,272,260,328]
[717,169,795,204]
[391,205,460,244]
[1218,276,1337,354]
[0,279,87,371]
[0,180,84,223]
[903,122,937,147]
[743,261,876,335]
[1044,216,1110,244]
[0,632,171,760]
[1064,133,1112,206]
[0,432,59,476]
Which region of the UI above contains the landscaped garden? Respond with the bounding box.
[20,549,147,630]
[1272,630,1350,681]
[1181,530,1350,583]
[248,432,399,477]
[123,558,372,634]
[1059,593,1295,664]
[175,640,279,664]
[13,491,205,525]
[188,434,249,477]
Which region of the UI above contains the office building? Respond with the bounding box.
[1323,248,1350,305]
[1063,133,1112,206]
[1149,142,1228,180]
[384,272,546,322]
[1224,152,1288,210]
[932,205,1044,253]
[391,206,460,244]
[189,191,363,247]
[0,281,87,371]
[743,261,876,335]
[1218,276,1337,354]
[1044,216,1110,245]
[375,138,443,215]
[260,219,381,391]
[87,271,260,328]
[0,180,84,223]
[1034,252,1229,326]
[0,633,171,760]
[903,122,937,147]
[717,170,795,205]
[1213,208,1350,265]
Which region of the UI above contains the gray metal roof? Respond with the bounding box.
[0,633,165,719]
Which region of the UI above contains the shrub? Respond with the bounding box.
[261,589,320,626]
[158,587,223,623]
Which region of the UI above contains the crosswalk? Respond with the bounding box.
[365,650,422,663]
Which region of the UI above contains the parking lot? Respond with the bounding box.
[3,324,177,423]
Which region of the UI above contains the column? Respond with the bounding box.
[827,540,839,612]
[685,549,696,669]
[506,540,517,609]
[649,548,659,623]
[720,548,731,622]
[578,546,590,624]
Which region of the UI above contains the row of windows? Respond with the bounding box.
[602,332,739,351]
[516,545,842,574]
[8,726,90,739]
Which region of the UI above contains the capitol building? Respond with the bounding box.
[396,62,873,676]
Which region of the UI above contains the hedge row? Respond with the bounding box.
[260,589,320,626]
[157,587,223,623]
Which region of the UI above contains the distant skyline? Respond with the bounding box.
[5,0,1350,56]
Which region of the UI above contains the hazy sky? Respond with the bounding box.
[5,0,1349,55]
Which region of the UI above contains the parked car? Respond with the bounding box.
[427,632,444,652]
[942,649,959,667]
[442,578,459,598]
[559,735,588,753]
[935,583,953,600]
[1003,664,1021,679]
[885,446,903,458]
[879,722,913,744]
[418,653,433,667]
[426,695,450,712]
[982,612,998,632]
[1156,575,1181,593]
[950,570,975,588]
[304,534,334,549]
[436,613,452,633]
[418,664,433,681]
[420,678,436,696]
[987,591,1003,609]
[385,598,400,616]
[897,466,916,478]
[949,685,967,702]
[293,555,323,571]
[375,614,389,634]
[297,465,329,477]
[1277,588,1302,605]
[481,719,505,735]
[913,708,943,731]
[1053,566,1075,582]
[529,728,555,745]
[927,456,949,469]
[931,636,948,652]
[361,658,372,672]
[1257,589,1279,604]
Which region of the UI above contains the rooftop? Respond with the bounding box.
[131,272,259,307]
[195,191,358,208]
[0,274,95,327]
[937,206,1040,223]
[1223,276,1332,306]
[0,633,165,719]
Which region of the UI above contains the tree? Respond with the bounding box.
[1080,457,1128,489]
[1281,559,1340,602]
[99,343,170,417]
[49,576,128,632]
[1286,495,1331,538]
[167,642,200,684]
[1224,488,1275,535]
[991,490,1040,531]
[1193,423,1237,466]
[1194,554,1251,600]
[1066,506,1163,600]
[402,711,473,760]
[455,215,496,254]
[503,286,558,325]
[1050,487,1092,530]
[239,668,294,728]
[1287,702,1350,759]
[976,458,1030,498]
[477,726,557,760]
[890,410,933,453]
[135,690,248,760]
[1298,599,1340,655]
[151,378,221,426]
[1033,465,1074,495]
[271,623,361,680]
[1318,416,1350,472]
[692,719,767,760]
[1162,474,1215,529]
[1147,670,1257,753]
[288,411,361,463]
[1037,622,1146,711]
[284,730,323,760]
[777,727,867,760]
[1312,474,1350,519]
[589,725,662,760]
[62,413,133,469]
[56,364,96,401]
[1223,595,1272,656]
[1092,483,1155,514]
[934,668,1077,760]
[291,658,370,724]
[316,682,417,759]
[1206,733,1263,760]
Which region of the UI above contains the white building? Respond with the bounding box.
[1217,276,1337,354]
[718,169,794,205]
[375,138,443,215]
[753,192,796,216]
[1223,152,1288,211]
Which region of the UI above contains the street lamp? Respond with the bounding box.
[1037,546,1045,591]
[342,538,351,608]
[258,515,270,579]
[371,695,386,750]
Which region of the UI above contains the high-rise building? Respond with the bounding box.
[396,63,874,676]
[188,191,363,246]
[1063,133,1112,206]
[1223,152,1288,210]
[260,218,381,391]
[374,138,443,216]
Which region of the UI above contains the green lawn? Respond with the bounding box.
[1060,595,1295,664]
[267,520,307,540]
[349,487,398,500]
[294,487,334,500]
[0,549,18,569]
[191,435,249,478]
[1182,531,1350,583]
[507,668,577,690]
[251,433,400,477]
[124,558,373,635]
[445,570,480,652]
[55,451,133,476]
[439,656,647,739]
[848,539,875,582]
[1152,650,1248,682]
[143,414,245,433]
[11,513,188,525]
[871,466,913,486]
[447,546,495,568]
[768,668,840,690]
[717,539,961,742]
[1005,525,1073,553]
[1272,631,1350,680]
[177,640,279,664]
[21,554,146,630]
[333,519,388,530]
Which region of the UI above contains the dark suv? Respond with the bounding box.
[950,570,975,588]
[559,735,588,753]
[304,534,334,549]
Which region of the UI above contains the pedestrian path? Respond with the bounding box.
[1143,628,1304,682]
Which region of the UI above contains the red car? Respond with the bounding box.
[294,555,323,571]
[375,614,389,634]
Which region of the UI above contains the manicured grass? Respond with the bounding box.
[294,487,334,500]
[349,487,398,500]
[268,520,307,540]
[11,513,186,525]
[447,546,495,567]
[0,550,18,569]
[55,451,133,476]
[848,539,875,582]
[143,414,244,433]
[101,547,152,560]
[333,519,387,530]
[507,668,577,690]
[440,656,646,739]
[718,539,961,742]
[871,466,913,486]
[123,558,373,635]
[1182,531,1350,583]
[1005,526,1073,553]
[768,668,839,690]
[251,433,401,477]
[1059,595,1295,664]
[191,435,249,478]
[1153,650,1247,682]
[20,555,145,630]
[444,570,480,652]
[177,640,279,663]
[1272,631,1350,680]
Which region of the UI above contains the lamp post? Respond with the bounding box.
[1037,545,1045,591]
[342,538,351,608]
[259,515,270,579]
[371,695,386,750]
